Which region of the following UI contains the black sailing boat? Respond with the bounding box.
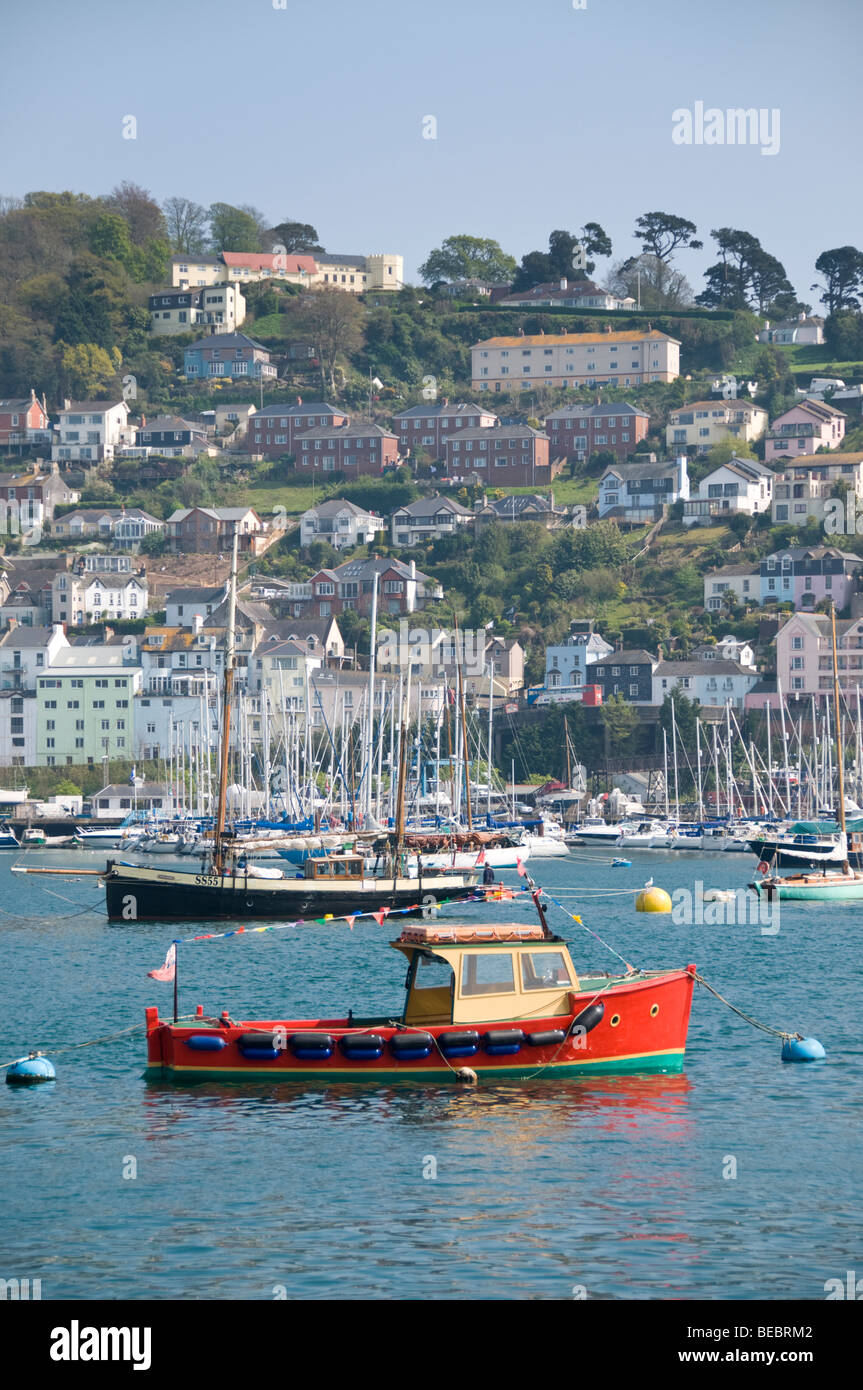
[103,529,479,922]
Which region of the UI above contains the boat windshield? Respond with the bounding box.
[520,950,572,990]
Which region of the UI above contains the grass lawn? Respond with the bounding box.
[775,344,863,379]
[236,476,322,516]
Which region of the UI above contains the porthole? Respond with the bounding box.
[610,1013,620,1028]
[650,1004,659,1018]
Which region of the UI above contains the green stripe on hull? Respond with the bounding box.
[146,1048,686,1084]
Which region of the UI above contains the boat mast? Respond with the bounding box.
[831,604,849,866]
[454,612,472,830]
[213,525,239,875]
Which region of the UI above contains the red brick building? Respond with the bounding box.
[0,390,51,450]
[392,401,498,463]
[443,424,563,486]
[293,421,399,476]
[248,402,349,458]
[544,402,650,462]
[307,557,442,617]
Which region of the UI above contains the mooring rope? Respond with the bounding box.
[693,972,802,1042]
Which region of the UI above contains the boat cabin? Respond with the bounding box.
[393,923,580,1026]
[304,854,365,880]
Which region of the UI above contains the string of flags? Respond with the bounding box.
[146,888,516,982]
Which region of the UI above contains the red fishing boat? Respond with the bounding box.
[145,886,697,1084]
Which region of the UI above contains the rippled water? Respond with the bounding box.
[1,847,860,1300]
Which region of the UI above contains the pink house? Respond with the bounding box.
[776,611,863,699]
[765,398,846,462]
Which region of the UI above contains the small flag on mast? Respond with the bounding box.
[148,944,176,982]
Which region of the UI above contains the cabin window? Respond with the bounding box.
[413,953,453,991]
[521,951,572,990]
[461,952,515,996]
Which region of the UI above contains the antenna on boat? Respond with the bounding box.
[213,524,239,876]
[519,863,552,937]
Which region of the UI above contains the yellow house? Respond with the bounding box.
[666,400,767,453]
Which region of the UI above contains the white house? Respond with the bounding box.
[390,497,474,547]
[683,456,774,526]
[692,636,756,668]
[598,456,689,523]
[52,572,148,627]
[544,624,613,690]
[0,623,70,692]
[52,400,131,463]
[652,660,760,709]
[757,314,825,346]
[0,691,37,767]
[134,694,220,763]
[0,624,70,767]
[299,499,386,552]
[666,400,767,453]
[703,565,760,612]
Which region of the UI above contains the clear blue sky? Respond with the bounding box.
[2,0,860,305]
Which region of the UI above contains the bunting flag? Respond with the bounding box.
[516,857,527,876]
[345,915,356,931]
[148,943,177,982]
[475,848,486,866]
[371,909,386,926]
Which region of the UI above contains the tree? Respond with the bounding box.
[287,288,364,393]
[812,247,863,314]
[269,220,324,253]
[696,228,796,313]
[607,253,693,309]
[600,693,639,756]
[105,182,166,245]
[59,342,121,397]
[633,212,702,262]
[208,202,264,253]
[418,235,517,286]
[511,224,613,291]
[162,196,208,253]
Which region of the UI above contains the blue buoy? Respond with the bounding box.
[612,858,632,868]
[5,1055,56,1084]
[781,1036,827,1063]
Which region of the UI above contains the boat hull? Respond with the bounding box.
[749,872,863,901]
[104,861,479,921]
[145,966,697,1083]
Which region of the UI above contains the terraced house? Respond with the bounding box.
[443,424,562,486]
[544,402,649,462]
[292,421,399,476]
[392,401,498,462]
[248,402,348,458]
[471,330,680,391]
[37,645,142,766]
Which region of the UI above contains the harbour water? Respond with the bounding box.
[1,847,860,1300]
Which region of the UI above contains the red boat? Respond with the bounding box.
[145,890,696,1084]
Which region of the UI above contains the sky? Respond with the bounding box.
[2,0,861,306]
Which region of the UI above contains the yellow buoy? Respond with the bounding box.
[636,886,672,913]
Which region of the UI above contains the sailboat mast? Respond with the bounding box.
[454,613,472,830]
[831,605,848,849]
[213,525,239,874]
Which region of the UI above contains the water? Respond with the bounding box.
[1,847,860,1300]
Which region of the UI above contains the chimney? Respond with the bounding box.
[64,398,70,410]
[560,278,567,291]
[410,559,417,581]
